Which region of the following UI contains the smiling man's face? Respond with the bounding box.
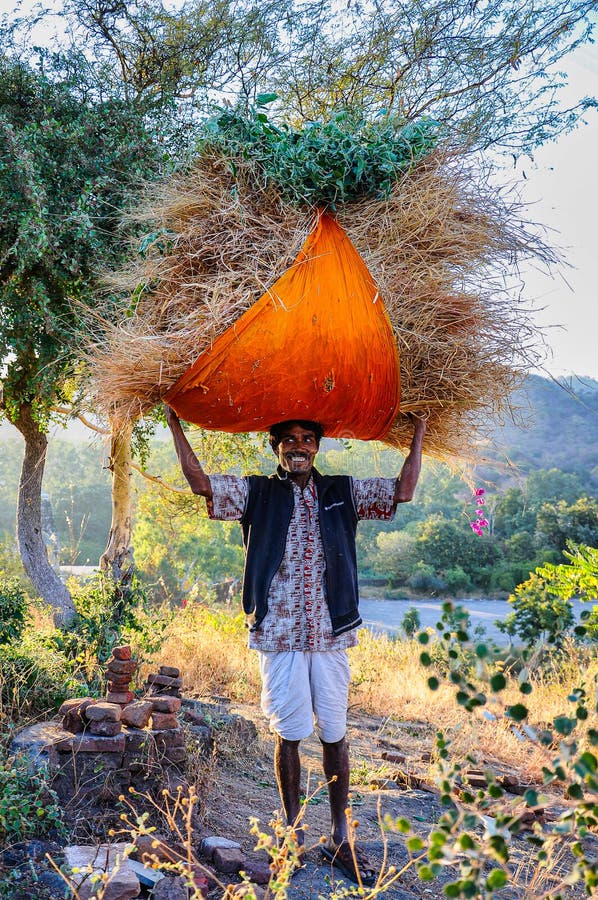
[276,423,319,480]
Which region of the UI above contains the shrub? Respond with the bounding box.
[0,577,28,644]
[443,565,472,595]
[0,638,79,720]
[408,562,447,595]
[0,752,66,842]
[401,606,421,638]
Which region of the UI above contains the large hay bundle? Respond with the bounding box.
[88,146,553,459]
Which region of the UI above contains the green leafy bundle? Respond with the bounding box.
[200,100,438,208]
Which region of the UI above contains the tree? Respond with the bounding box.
[498,571,575,647]
[536,497,598,555]
[0,50,164,621]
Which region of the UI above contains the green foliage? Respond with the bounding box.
[0,637,79,718]
[499,571,575,647]
[201,105,438,208]
[401,606,421,638]
[0,577,28,645]
[414,605,598,896]
[0,51,165,424]
[0,752,66,842]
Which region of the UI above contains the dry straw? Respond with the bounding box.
[86,149,556,459]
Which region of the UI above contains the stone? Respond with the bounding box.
[107,691,136,705]
[55,733,126,753]
[242,859,272,885]
[147,673,183,689]
[154,730,185,751]
[59,697,95,716]
[212,846,245,874]
[107,672,134,687]
[107,658,138,676]
[151,712,179,730]
[151,875,191,900]
[164,746,186,764]
[85,702,122,723]
[199,836,242,860]
[10,721,71,766]
[88,720,123,737]
[124,729,151,753]
[121,701,153,728]
[64,843,140,900]
[158,665,180,678]
[127,859,165,888]
[135,833,181,865]
[151,695,182,714]
[112,646,132,661]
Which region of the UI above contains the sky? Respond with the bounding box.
[2,1,598,382]
[511,41,598,381]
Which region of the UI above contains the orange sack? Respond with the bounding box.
[164,212,400,439]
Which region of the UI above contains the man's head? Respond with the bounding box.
[269,420,324,480]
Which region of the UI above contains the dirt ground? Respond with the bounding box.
[195,701,592,900]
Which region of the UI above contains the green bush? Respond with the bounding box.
[0,752,66,842]
[0,638,79,719]
[0,577,28,644]
[443,565,472,595]
[401,606,421,638]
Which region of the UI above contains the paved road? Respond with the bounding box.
[359,597,591,645]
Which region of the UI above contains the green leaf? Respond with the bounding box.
[255,92,278,106]
[407,836,425,852]
[506,704,528,722]
[428,676,440,691]
[486,869,507,889]
[420,651,432,667]
[490,673,506,692]
[553,716,575,736]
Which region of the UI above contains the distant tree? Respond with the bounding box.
[526,468,585,509]
[536,497,598,555]
[493,487,535,539]
[401,606,421,638]
[497,571,575,647]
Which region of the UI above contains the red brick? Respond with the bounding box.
[85,702,122,722]
[106,691,135,705]
[158,665,180,678]
[106,672,133,687]
[151,712,179,730]
[121,701,153,729]
[147,673,183,688]
[164,746,186,763]
[88,720,122,737]
[151,696,181,714]
[55,733,126,753]
[112,645,132,661]
[213,847,245,874]
[106,658,137,676]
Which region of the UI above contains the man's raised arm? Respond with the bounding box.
[165,405,212,499]
[394,415,426,504]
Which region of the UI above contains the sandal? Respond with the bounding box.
[321,841,376,887]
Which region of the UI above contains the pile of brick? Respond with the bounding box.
[106,646,138,705]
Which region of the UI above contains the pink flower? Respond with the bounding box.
[475,488,485,496]
[477,497,485,505]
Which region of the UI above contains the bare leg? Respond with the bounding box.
[321,736,350,845]
[274,735,303,843]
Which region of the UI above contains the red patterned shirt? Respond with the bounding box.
[208,474,396,651]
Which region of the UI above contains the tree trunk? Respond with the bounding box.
[14,403,76,626]
[100,419,134,581]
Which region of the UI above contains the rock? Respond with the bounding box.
[154,730,185,751]
[127,858,165,888]
[147,673,183,689]
[64,843,140,900]
[112,646,132,661]
[151,875,191,900]
[164,746,186,764]
[151,712,179,730]
[59,697,95,716]
[158,665,180,678]
[136,833,181,865]
[85,702,122,723]
[213,846,245,874]
[38,868,72,897]
[242,859,272,885]
[200,836,242,860]
[9,721,72,764]
[88,720,123,737]
[107,659,138,676]
[121,701,153,728]
[107,691,136,705]
[151,695,182,714]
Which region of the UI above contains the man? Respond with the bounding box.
[166,407,425,886]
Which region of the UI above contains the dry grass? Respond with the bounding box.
[86,149,556,459]
[150,606,595,785]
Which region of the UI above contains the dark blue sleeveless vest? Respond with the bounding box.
[240,468,362,637]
